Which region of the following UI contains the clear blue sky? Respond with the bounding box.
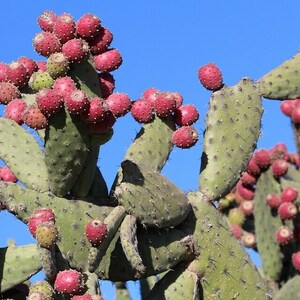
[0,1,299,299]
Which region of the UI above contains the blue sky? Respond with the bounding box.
[0,1,299,299]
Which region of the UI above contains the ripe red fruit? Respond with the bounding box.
[22,105,48,130]
[105,93,132,118]
[0,82,20,104]
[76,13,102,40]
[98,72,115,98]
[33,32,62,57]
[36,61,47,72]
[89,27,113,55]
[94,48,122,72]
[240,171,257,186]
[275,226,292,244]
[281,186,298,203]
[278,202,297,219]
[81,97,110,123]
[247,156,261,176]
[6,62,28,88]
[236,180,255,201]
[131,99,154,123]
[292,106,300,123]
[53,76,77,98]
[0,167,17,182]
[28,208,55,237]
[72,295,93,300]
[198,63,223,91]
[229,224,243,240]
[240,200,254,216]
[5,98,26,124]
[142,87,159,107]
[241,232,256,248]
[87,111,116,134]
[36,88,64,116]
[85,219,108,246]
[271,159,289,177]
[53,13,76,44]
[172,126,198,149]
[280,100,295,117]
[254,149,271,168]
[64,89,89,115]
[170,92,183,108]
[292,251,300,271]
[266,193,282,209]
[62,38,90,63]
[174,104,199,126]
[37,10,58,32]
[54,269,83,294]
[153,92,176,117]
[18,57,38,78]
[0,62,8,82]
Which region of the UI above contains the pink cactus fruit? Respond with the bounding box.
[292,251,300,271]
[247,156,261,176]
[0,82,20,104]
[254,148,271,169]
[275,226,293,245]
[280,100,295,117]
[81,97,110,123]
[93,48,122,72]
[87,111,116,134]
[76,13,102,40]
[85,219,108,246]
[98,72,115,98]
[36,61,47,72]
[64,89,89,115]
[240,200,254,216]
[89,27,113,55]
[22,104,48,130]
[266,193,282,209]
[33,32,62,57]
[241,232,256,248]
[36,88,64,116]
[277,202,298,219]
[28,208,55,237]
[130,99,154,123]
[18,57,38,78]
[53,76,77,98]
[62,38,90,63]
[174,104,199,126]
[236,180,255,201]
[53,13,76,44]
[271,159,289,177]
[0,167,17,182]
[105,93,132,118]
[198,62,223,91]
[171,126,198,149]
[229,224,244,240]
[281,186,298,203]
[240,171,257,186]
[5,98,27,124]
[72,295,94,300]
[153,92,177,117]
[0,62,8,82]
[37,10,58,32]
[54,269,83,295]
[6,61,28,88]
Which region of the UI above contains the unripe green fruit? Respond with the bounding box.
[46,52,70,79]
[29,71,54,91]
[35,222,58,249]
[29,280,54,300]
[228,207,245,226]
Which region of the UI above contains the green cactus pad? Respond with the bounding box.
[44,108,90,196]
[113,160,190,228]
[38,246,57,281]
[259,52,300,100]
[274,275,300,300]
[0,118,49,192]
[183,191,268,300]
[253,169,283,281]
[140,275,160,299]
[120,215,146,276]
[145,268,200,300]
[199,78,262,200]
[0,244,42,293]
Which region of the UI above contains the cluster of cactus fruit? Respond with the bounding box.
[2,9,300,300]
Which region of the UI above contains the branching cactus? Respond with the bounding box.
[0,9,299,300]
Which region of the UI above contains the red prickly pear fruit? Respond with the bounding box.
[153,92,176,117]
[236,180,255,201]
[174,104,199,126]
[254,148,271,168]
[36,88,64,116]
[197,63,223,91]
[64,89,89,115]
[292,106,300,123]
[172,126,198,149]
[28,209,55,238]
[33,208,56,222]
[266,193,282,209]
[18,57,38,78]
[281,186,298,203]
[228,207,245,226]
[33,32,62,57]
[240,171,257,186]
[247,156,261,176]
[278,202,297,219]
[271,159,289,177]
[36,61,47,72]
[105,93,132,118]
[53,76,77,98]
[275,226,292,245]
[37,10,58,32]
[53,13,76,44]
[5,98,27,124]
[76,13,102,40]
[36,222,58,249]
[142,88,159,107]
[72,295,93,300]
[93,48,122,72]
[54,269,83,295]
[62,38,90,63]
[229,224,244,240]
[0,62,8,82]
[87,111,116,134]
[131,99,154,123]
[280,100,295,117]
[85,219,108,246]
[289,153,300,168]
[0,82,20,104]
[241,232,256,248]
[6,61,28,88]
[292,251,300,271]
[22,104,48,130]
[89,27,113,55]
[81,97,109,123]
[170,92,183,108]
[0,167,17,182]
[240,200,254,216]
[98,72,115,98]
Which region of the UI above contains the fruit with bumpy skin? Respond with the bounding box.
[53,13,76,44]
[142,87,159,107]
[254,148,271,168]
[28,210,55,238]
[18,56,38,78]
[292,106,300,123]
[5,98,26,124]
[292,251,300,271]
[236,180,255,201]
[72,295,93,300]
[281,186,298,203]
[46,52,70,79]
[171,126,198,149]
[29,71,54,91]
[76,13,102,40]
[240,200,254,216]
[0,82,20,104]
[266,193,282,209]
[94,48,122,72]
[275,226,292,244]
[240,171,257,186]
[36,61,47,72]
[278,202,298,219]
[64,89,89,115]
[36,221,58,249]
[241,232,256,248]
[105,93,132,117]
[174,104,199,126]
[29,280,54,299]
[37,10,58,32]
[53,76,77,97]
[0,62,8,81]
[131,99,154,123]
[87,110,116,133]
[36,88,64,116]
[170,92,183,108]
[229,224,244,240]
[33,32,62,57]
[228,207,245,226]
[54,269,83,294]
[62,38,90,63]
[81,97,110,123]
[0,166,17,182]
[153,92,176,117]
[85,219,108,246]
[272,159,289,177]
[247,156,261,176]
[22,104,48,130]
[197,62,223,91]
[7,61,28,88]
[98,72,115,98]
[280,100,295,117]
[89,27,113,54]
